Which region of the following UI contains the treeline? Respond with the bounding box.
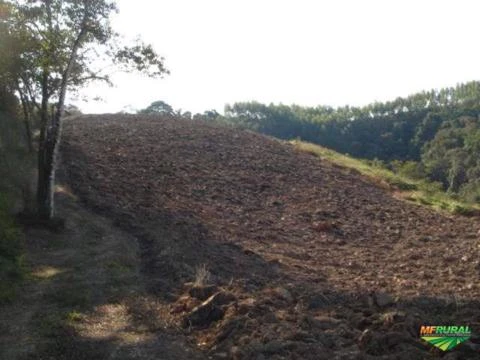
[212,81,480,201]
[139,82,480,201]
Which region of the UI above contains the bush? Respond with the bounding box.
[390,160,426,179]
[385,176,418,191]
[0,194,24,303]
[368,158,386,169]
[418,181,444,195]
[459,181,480,203]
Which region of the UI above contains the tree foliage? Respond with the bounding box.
[139,100,174,116]
[222,81,480,201]
[1,0,168,219]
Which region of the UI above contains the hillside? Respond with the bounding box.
[291,140,480,216]
[221,83,480,203]
[47,114,480,358]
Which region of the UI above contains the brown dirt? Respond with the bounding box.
[0,186,205,360]
[53,114,480,358]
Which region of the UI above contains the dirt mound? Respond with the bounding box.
[60,114,480,359]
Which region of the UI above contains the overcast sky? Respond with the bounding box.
[72,0,480,114]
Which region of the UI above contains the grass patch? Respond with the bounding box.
[292,140,480,215]
[65,310,84,323]
[194,263,211,287]
[294,140,417,189]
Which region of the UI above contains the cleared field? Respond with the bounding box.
[59,114,480,359]
[292,140,480,216]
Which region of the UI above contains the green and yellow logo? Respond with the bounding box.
[420,325,471,351]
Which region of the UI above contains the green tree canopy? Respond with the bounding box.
[139,100,174,116]
[1,0,169,219]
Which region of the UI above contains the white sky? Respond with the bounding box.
[73,0,480,115]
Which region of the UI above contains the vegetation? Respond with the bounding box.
[138,100,221,122]
[0,98,30,304]
[1,0,168,219]
[218,81,480,204]
[0,0,168,305]
[139,100,175,116]
[293,140,479,215]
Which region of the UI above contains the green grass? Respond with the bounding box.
[65,310,84,323]
[292,140,480,215]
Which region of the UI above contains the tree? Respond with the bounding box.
[2,0,168,219]
[139,100,174,116]
[180,111,192,120]
[0,0,34,152]
[192,109,220,122]
[64,104,82,116]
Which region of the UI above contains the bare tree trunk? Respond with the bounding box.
[36,147,54,219]
[18,89,34,153]
[37,123,59,219]
[36,24,85,220]
[36,0,58,220]
[39,105,64,220]
[36,99,61,220]
[36,70,52,219]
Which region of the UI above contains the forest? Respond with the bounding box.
[211,81,480,202]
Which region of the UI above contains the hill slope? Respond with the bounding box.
[60,114,480,359]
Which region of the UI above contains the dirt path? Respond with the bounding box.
[0,187,205,359]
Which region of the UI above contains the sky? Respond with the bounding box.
[72,0,480,115]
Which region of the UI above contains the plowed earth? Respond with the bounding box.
[61,114,480,359]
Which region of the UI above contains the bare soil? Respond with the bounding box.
[0,185,204,360]
[5,113,480,359]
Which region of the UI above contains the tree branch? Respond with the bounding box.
[19,75,41,111]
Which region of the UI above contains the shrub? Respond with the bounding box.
[390,160,426,179]
[451,204,476,216]
[368,158,386,169]
[459,181,480,203]
[418,181,444,195]
[385,177,417,191]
